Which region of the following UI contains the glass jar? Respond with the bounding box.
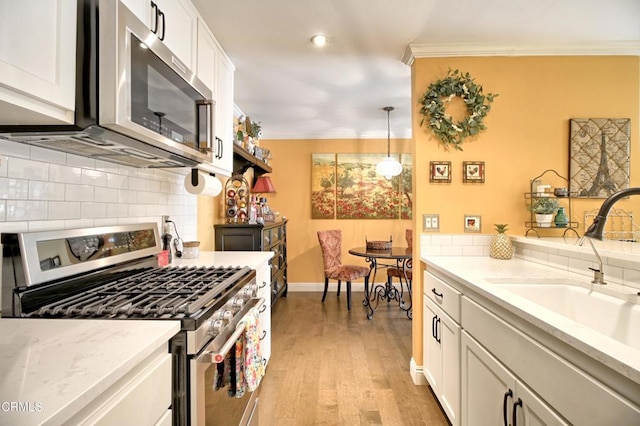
[182,241,200,259]
[554,207,568,228]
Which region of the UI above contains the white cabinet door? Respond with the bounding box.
[0,0,76,124]
[424,295,460,426]
[462,332,569,426]
[195,18,234,177]
[121,0,197,70]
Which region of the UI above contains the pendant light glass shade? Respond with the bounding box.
[376,106,402,180]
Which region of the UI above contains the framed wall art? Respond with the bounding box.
[569,118,630,198]
[462,161,485,183]
[430,161,451,183]
[464,215,481,232]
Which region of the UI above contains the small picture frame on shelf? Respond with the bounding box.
[430,161,451,183]
[464,215,482,232]
[463,161,485,183]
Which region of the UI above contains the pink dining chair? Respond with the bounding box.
[317,230,370,310]
[387,229,413,286]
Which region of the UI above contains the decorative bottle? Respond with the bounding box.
[554,207,568,228]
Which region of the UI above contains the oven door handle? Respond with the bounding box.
[196,297,264,364]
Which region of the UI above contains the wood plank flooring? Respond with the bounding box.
[258,292,448,425]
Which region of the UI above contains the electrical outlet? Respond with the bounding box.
[423,214,440,231]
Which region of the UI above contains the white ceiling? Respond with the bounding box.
[192,0,640,140]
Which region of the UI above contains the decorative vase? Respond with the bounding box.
[554,207,568,228]
[535,213,553,228]
[490,224,513,260]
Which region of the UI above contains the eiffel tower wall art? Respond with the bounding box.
[569,118,631,198]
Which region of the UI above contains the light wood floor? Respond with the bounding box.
[258,292,448,425]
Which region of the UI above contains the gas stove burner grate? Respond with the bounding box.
[27,266,251,319]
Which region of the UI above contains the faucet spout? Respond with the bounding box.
[584,187,640,240]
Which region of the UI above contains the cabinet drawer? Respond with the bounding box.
[424,271,461,322]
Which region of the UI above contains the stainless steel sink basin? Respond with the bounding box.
[491,282,640,350]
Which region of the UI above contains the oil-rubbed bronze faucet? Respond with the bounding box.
[583,187,640,285]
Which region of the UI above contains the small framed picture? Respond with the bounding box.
[52,256,61,267]
[430,161,451,183]
[463,161,485,183]
[464,215,482,233]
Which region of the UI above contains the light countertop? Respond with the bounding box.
[0,318,180,426]
[170,251,273,269]
[421,255,640,386]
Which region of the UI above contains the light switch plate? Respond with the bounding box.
[423,214,440,231]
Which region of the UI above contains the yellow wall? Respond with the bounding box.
[411,55,640,365]
[260,138,412,283]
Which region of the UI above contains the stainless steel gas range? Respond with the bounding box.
[1,223,264,426]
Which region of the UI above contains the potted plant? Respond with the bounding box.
[530,197,560,227]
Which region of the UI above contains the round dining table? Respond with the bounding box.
[348,246,412,320]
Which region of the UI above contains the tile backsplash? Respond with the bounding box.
[0,139,197,238]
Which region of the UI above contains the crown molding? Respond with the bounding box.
[402,41,640,65]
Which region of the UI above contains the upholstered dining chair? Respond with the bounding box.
[387,229,413,287]
[317,230,370,310]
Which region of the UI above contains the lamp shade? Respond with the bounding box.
[376,106,402,180]
[252,175,277,193]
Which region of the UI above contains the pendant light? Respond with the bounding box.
[376,106,403,179]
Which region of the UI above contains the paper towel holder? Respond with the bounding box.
[191,168,214,186]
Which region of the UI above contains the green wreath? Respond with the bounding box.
[419,69,497,151]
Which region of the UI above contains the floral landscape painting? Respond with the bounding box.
[311,153,412,220]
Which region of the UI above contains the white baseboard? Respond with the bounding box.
[286,282,366,292]
[410,357,427,386]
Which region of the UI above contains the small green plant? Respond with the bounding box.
[530,197,560,214]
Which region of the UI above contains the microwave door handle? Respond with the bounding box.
[158,8,166,41]
[196,100,213,153]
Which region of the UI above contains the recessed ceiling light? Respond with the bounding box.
[310,34,328,47]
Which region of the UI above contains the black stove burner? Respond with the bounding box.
[23,266,253,328]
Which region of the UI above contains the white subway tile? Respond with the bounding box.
[28,220,66,232]
[64,219,95,229]
[30,146,66,165]
[146,179,161,192]
[137,191,156,204]
[29,181,65,201]
[136,168,156,179]
[452,235,474,246]
[49,164,82,184]
[82,169,107,187]
[462,245,484,256]
[0,221,28,233]
[0,178,29,200]
[66,184,94,202]
[128,204,147,217]
[48,202,81,220]
[547,253,569,269]
[473,235,492,246]
[8,157,49,181]
[0,201,5,221]
[118,165,137,177]
[0,155,7,177]
[128,177,147,191]
[441,245,463,256]
[66,154,95,168]
[107,203,129,218]
[6,200,48,221]
[107,173,128,189]
[99,188,118,203]
[118,189,137,204]
[81,202,107,218]
[431,235,453,246]
[94,160,121,174]
[0,140,30,159]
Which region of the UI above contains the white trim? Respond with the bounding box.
[285,282,366,292]
[410,357,427,386]
[402,41,640,65]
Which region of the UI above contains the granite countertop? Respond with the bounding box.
[170,251,273,269]
[0,319,180,426]
[420,255,640,386]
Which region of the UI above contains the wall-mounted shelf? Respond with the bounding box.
[233,144,272,176]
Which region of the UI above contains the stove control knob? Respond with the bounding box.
[229,296,245,312]
[209,318,225,337]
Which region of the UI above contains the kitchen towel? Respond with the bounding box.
[239,307,265,392]
[184,170,222,197]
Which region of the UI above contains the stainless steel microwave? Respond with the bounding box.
[0,0,214,169]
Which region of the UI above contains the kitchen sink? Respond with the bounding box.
[492,282,640,350]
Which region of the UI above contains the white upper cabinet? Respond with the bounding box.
[121,0,197,71]
[196,17,234,177]
[0,0,77,124]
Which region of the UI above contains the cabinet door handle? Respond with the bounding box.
[435,317,441,343]
[512,398,523,426]
[158,8,166,40]
[502,389,513,426]
[259,281,267,289]
[431,288,443,298]
[431,315,437,340]
[260,330,266,340]
[259,304,267,313]
[150,1,159,34]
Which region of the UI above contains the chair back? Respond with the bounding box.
[317,230,343,271]
[406,229,413,250]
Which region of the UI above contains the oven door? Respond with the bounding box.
[190,298,264,426]
[98,0,214,165]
